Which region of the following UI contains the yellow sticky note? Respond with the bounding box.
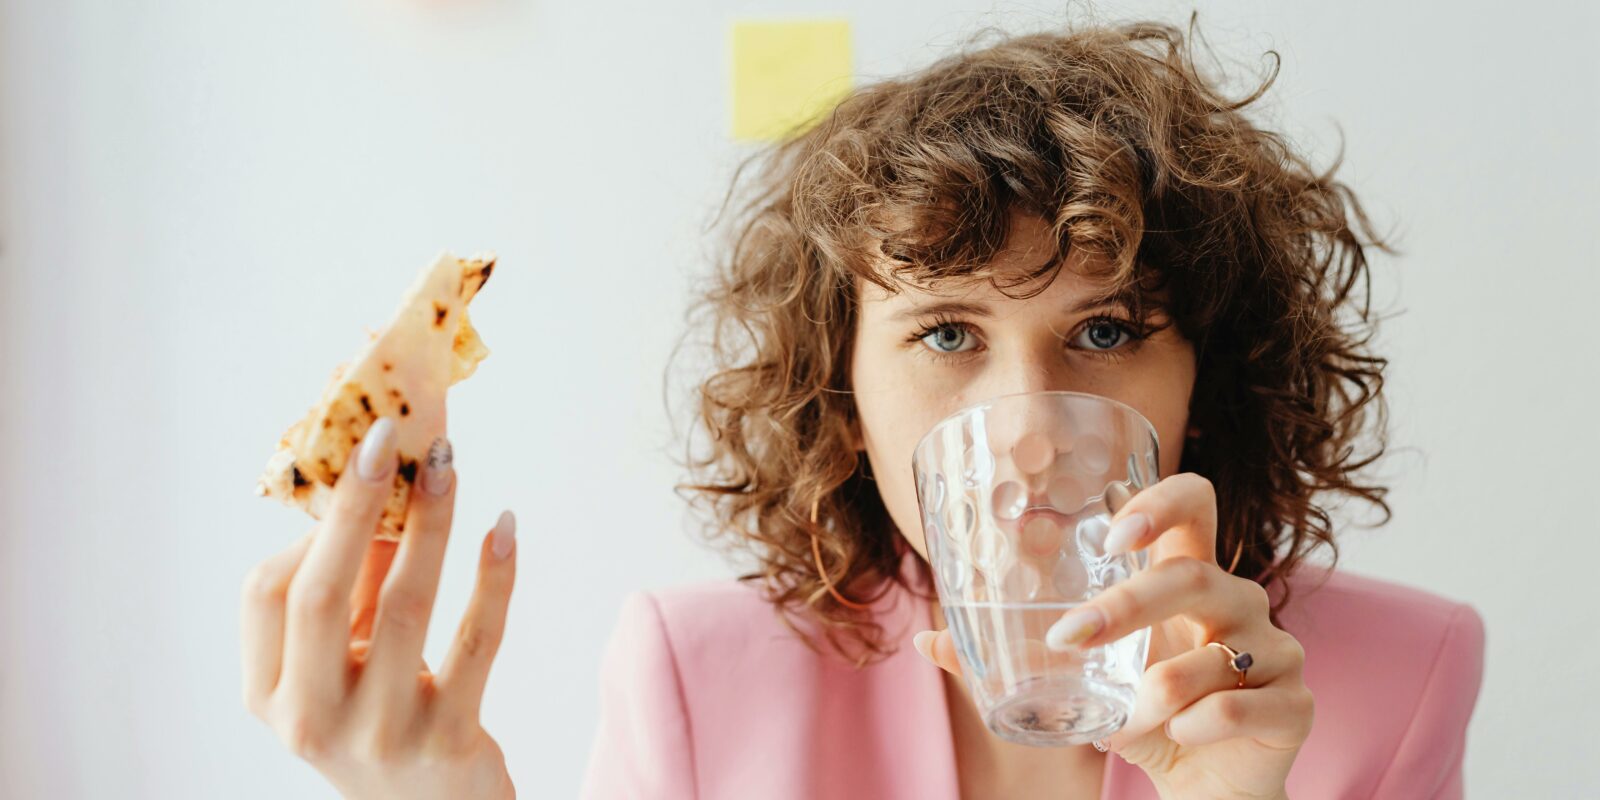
[730,19,854,142]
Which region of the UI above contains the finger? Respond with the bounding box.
[1164,686,1315,750]
[346,639,428,674]
[360,437,457,708]
[1109,633,1303,743]
[912,630,964,676]
[1046,556,1270,650]
[1102,472,1217,563]
[437,511,517,719]
[240,530,316,715]
[349,539,400,646]
[281,416,398,703]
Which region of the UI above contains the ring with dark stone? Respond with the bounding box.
[1206,641,1253,688]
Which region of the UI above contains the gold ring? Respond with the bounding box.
[1206,641,1253,689]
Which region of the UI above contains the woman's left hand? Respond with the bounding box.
[913,473,1313,800]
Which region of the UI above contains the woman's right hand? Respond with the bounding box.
[241,417,519,800]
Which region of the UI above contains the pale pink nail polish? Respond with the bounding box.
[1104,512,1151,555]
[1046,605,1105,650]
[491,510,516,560]
[355,417,397,482]
[912,631,936,662]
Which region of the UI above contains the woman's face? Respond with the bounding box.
[849,215,1198,560]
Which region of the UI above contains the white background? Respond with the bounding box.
[2,1,1596,797]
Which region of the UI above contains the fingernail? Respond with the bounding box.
[1104,512,1151,555]
[421,437,454,496]
[356,417,397,482]
[912,631,936,663]
[1046,606,1105,650]
[490,510,516,560]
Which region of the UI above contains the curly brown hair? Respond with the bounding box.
[672,16,1393,667]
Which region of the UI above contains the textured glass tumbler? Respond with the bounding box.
[912,391,1159,746]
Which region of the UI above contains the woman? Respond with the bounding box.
[582,19,1483,799]
[238,19,1484,800]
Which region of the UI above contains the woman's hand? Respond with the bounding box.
[913,473,1312,800]
[241,417,519,800]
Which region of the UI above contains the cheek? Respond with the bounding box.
[1132,391,1193,479]
[1156,422,1186,478]
[876,450,929,558]
[1126,342,1198,479]
[854,390,956,562]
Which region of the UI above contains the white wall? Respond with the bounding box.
[2,1,1595,797]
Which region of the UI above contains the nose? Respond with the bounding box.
[981,337,1080,398]
[994,353,1059,398]
[975,346,1080,471]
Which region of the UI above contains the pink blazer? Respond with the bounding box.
[579,551,1485,799]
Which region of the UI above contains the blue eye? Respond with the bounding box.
[1075,320,1133,351]
[919,324,976,354]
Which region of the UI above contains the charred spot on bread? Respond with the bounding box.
[460,258,494,299]
[258,253,497,543]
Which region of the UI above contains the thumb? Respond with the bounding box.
[913,630,965,676]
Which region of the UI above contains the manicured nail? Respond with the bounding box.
[1104,512,1151,555]
[490,510,516,560]
[356,417,397,482]
[1046,606,1105,650]
[912,631,936,663]
[421,437,454,496]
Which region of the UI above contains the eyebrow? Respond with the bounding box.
[891,293,1135,322]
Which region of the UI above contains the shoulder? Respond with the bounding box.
[629,577,791,648]
[591,579,784,711]
[1277,565,1485,696]
[584,585,752,798]
[1273,565,1486,798]
[1279,565,1485,639]
[589,575,953,800]
[584,578,804,798]
[616,576,886,677]
[600,577,840,696]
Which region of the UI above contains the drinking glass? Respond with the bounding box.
[912,390,1159,746]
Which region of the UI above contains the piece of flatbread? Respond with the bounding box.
[256,252,495,540]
